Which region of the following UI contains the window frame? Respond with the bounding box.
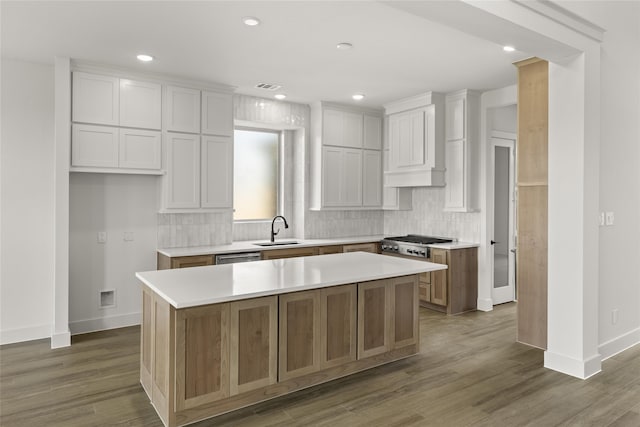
[232,126,284,223]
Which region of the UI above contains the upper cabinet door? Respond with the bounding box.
[389,109,425,169]
[119,79,161,130]
[362,149,382,207]
[72,72,119,125]
[201,136,232,209]
[322,109,363,148]
[363,115,382,150]
[342,148,363,206]
[119,128,161,170]
[201,91,233,136]
[165,86,200,134]
[165,133,201,208]
[72,124,119,168]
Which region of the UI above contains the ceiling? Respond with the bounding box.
[1,1,532,108]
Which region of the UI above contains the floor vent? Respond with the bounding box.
[255,83,282,91]
[99,289,116,309]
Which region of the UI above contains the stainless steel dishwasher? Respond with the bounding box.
[214,252,262,265]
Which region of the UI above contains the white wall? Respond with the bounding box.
[491,104,517,133]
[559,1,640,357]
[0,59,55,344]
[69,173,157,334]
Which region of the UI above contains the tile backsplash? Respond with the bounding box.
[383,187,480,242]
[157,212,233,248]
[305,210,384,239]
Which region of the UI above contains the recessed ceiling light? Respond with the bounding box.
[336,42,353,50]
[136,54,154,62]
[503,46,516,52]
[352,94,365,101]
[274,94,287,100]
[243,16,261,26]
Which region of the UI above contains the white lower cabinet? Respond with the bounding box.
[72,124,119,168]
[119,128,161,170]
[322,146,362,207]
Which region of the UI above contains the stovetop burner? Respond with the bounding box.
[381,235,455,258]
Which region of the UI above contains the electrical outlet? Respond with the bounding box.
[599,212,605,226]
[605,211,615,226]
[612,308,619,325]
[97,231,107,244]
[123,231,135,242]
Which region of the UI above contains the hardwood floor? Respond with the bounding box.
[1,303,639,426]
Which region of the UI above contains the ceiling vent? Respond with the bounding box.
[255,83,282,91]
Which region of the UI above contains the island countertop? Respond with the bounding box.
[136,252,447,309]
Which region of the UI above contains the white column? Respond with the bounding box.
[545,47,601,378]
[52,57,71,348]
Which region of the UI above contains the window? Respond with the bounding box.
[233,129,280,221]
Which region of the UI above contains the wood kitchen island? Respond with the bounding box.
[136,252,447,427]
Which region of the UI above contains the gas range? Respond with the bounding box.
[381,235,455,259]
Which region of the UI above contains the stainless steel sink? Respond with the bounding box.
[253,241,300,247]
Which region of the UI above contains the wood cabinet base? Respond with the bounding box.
[142,276,420,427]
[171,344,416,427]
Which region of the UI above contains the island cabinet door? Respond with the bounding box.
[357,279,392,358]
[175,304,230,411]
[430,249,449,306]
[279,290,321,381]
[320,285,357,369]
[390,275,419,350]
[229,296,278,395]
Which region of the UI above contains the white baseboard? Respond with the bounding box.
[51,330,71,348]
[0,324,51,345]
[599,327,640,361]
[477,298,493,312]
[544,351,602,379]
[70,312,141,335]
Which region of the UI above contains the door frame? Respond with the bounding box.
[490,132,516,304]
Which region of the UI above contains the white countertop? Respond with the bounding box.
[137,252,447,309]
[427,241,479,250]
[157,235,479,257]
[157,235,386,257]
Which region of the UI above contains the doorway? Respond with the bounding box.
[491,132,516,305]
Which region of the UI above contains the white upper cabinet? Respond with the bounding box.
[322,108,363,148]
[164,133,201,209]
[444,90,480,212]
[362,150,382,207]
[201,136,233,209]
[310,102,383,210]
[383,92,445,187]
[165,86,201,133]
[72,72,119,125]
[389,109,426,168]
[201,91,233,136]
[322,146,362,207]
[119,128,162,170]
[72,124,119,168]
[119,79,161,130]
[71,71,162,173]
[363,115,382,150]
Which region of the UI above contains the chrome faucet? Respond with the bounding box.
[270,215,289,242]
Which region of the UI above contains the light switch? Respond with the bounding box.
[97,231,107,243]
[599,212,605,226]
[605,211,615,226]
[123,231,135,242]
